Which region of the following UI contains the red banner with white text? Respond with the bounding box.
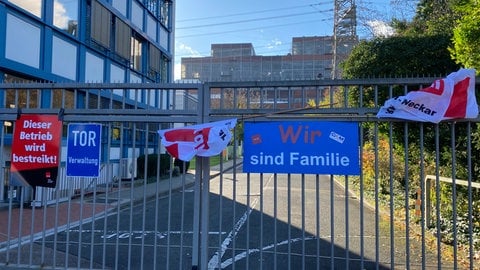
[10,114,62,188]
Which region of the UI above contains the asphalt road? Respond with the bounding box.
[35,166,450,269]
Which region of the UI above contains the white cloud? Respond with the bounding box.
[53,2,69,29]
[266,38,282,49]
[367,20,395,38]
[176,42,202,58]
[174,42,203,80]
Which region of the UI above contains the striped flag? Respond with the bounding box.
[377,68,478,123]
[158,119,237,161]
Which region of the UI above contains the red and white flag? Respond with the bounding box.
[377,68,478,123]
[158,119,237,161]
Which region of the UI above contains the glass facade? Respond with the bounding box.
[0,0,174,85]
[181,37,339,82]
[53,0,78,36]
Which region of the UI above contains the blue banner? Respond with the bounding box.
[66,123,102,177]
[243,121,360,175]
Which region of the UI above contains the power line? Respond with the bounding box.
[176,2,333,23]
[176,18,333,39]
[176,10,333,30]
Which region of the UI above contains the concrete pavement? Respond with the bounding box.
[0,158,241,268]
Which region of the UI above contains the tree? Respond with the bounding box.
[341,35,459,79]
[396,0,462,37]
[449,2,480,73]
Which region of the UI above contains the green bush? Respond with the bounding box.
[136,153,171,178]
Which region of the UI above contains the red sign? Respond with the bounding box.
[10,114,62,187]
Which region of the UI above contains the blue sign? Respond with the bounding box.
[243,121,360,175]
[66,123,102,177]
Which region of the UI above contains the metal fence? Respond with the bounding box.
[0,78,478,269]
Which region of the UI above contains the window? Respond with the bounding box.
[160,0,171,28]
[90,0,111,48]
[144,0,158,16]
[159,26,169,50]
[161,55,169,82]
[131,1,143,30]
[146,14,157,41]
[112,0,127,16]
[9,0,42,18]
[131,35,143,72]
[85,52,104,82]
[52,90,75,109]
[5,14,41,68]
[148,44,160,80]
[115,18,131,59]
[52,36,77,80]
[3,74,39,110]
[54,0,79,36]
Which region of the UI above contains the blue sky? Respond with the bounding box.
[174,0,418,80]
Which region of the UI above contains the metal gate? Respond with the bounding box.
[0,78,478,269]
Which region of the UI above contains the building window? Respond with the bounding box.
[5,14,41,69]
[112,0,127,16]
[131,35,143,72]
[110,64,125,83]
[161,55,169,82]
[9,0,42,18]
[148,44,160,80]
[85,52,104,82]
[54,0,79,36]
[160,0,171,28]
[145,0,159,16]
[115,18,131,60]
[146,14,157,41]
[52,36,78,80]
[131,1,143,30]
[52,90,75,109]
[3,74,39,110]
[90,0,111,48]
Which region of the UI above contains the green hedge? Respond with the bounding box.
[136,154,171,178]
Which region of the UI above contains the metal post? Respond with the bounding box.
[200,157,210,270]
[191,156,202,269]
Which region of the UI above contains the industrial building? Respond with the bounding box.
[180,36,356,82]
[0,0,175,202]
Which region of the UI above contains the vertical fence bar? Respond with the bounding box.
[358,122,365,270]
[215,156,224,270]
[287,173,292,270]
[191,156,202,270]
[330,174,335,269]
[315,174,320,270]
[246,168,251,268]
[89,178,98,270]
[259,172,264,270]
[102,122,112,270]
[153,136,161,270]
[200,157,210,270]
[76,180,85,268]
[374,122,380,269]
[450,123,458,269]
[434,124,442,268]
[231,158,237,270]
[41,188,47,265]
[344,175,349,269]
[274,174,278,270]
[466,122,474,270]
[140,125,149,270]
[166,155,173,270]
[403,122,410,268]
[179,162,187,270]
[419,123,426,270]
[126,123,137,270]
